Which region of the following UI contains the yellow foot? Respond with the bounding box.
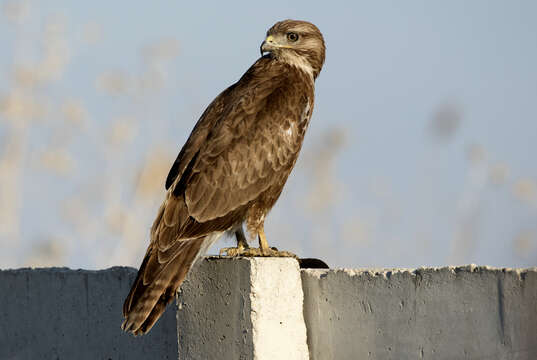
[219,246,247,257]
[219,246,297,258]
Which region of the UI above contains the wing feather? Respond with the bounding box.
[123,58,314,335]
[180,66,310,222]
[165,84,236,191]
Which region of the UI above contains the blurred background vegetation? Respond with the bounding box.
[0,1,536,269]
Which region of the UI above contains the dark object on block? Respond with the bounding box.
[298,258,329,269]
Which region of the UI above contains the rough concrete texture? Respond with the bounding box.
[2,262,536,360]
[0,267,177,360]
[249,258,309,360]
[177,257,308,360]
[301,265,537,360]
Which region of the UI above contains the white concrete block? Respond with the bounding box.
[249,258,309,360]
[177,257,308,360]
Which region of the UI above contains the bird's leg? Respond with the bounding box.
[258,227,270,255]
[219,227,250,256]
[220,224,297,258]
[236,227,249,251]
[256,225,297,257]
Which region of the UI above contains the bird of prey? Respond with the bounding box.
[122,19,326,335]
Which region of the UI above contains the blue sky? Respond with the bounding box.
[1,1,536,268]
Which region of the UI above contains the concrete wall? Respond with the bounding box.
[302,265,537,360]
[1,262,536,360]
[0,267,177,360]
[176,257,308,360]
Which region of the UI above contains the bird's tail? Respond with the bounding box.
[121,233,219,335]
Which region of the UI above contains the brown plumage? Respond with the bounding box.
[122,19,326,335]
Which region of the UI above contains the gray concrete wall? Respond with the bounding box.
[301,265,537,360]
[0,267,177,360]
[177,257,308,360]
[1,262,536,360]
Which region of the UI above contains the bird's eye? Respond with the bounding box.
[287,32,299,42]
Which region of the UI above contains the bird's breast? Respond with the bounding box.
[280,100,312,143]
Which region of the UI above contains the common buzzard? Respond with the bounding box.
[122,19,326,335]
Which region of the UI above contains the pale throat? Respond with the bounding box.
[279,52,314,81]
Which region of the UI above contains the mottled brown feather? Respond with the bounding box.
[122,19,325,335]
[182,61,312,222]
[122,238,204,334]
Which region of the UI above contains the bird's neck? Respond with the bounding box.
[275,53,315,82]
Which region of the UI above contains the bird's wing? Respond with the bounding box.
[165,85,235,191]
[175,60,308,224]
[123,59,311,335]
[139,59,292,251]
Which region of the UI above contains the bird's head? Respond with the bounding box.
[260,20,325,79]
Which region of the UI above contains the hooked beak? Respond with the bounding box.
[260,35,276,56]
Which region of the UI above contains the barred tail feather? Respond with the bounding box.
[122,233,220,335]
